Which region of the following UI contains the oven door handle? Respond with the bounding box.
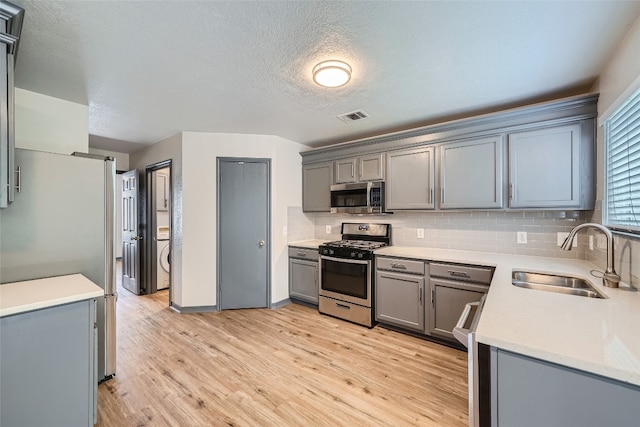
[320,255,370,265]
[452,301,481,347]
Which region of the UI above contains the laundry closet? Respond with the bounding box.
[153,167,170,291]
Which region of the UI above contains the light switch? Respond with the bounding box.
[417,228,425,239]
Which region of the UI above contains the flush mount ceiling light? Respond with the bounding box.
[312,60,352,88]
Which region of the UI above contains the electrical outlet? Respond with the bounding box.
[517,231,528,244]
[417,228,425,239]
[282,226,287,236]
[589,235,594,250]
[325,225,331,234]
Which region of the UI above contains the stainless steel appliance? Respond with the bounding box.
[0,149,117,382]
[330,181,385,214]
[318,222,391,327]
[453,295,490,427]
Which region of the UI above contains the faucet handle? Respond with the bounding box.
[603,271,621,288]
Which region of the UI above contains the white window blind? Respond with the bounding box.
[604,87,640,233]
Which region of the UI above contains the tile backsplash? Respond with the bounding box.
[290,208,590,260]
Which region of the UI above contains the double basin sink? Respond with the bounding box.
[512,271,606,299]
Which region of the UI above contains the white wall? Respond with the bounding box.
[181,132,305,307]
[15,88,88,154]
[588,14,640,289]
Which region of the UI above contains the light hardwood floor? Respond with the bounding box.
[97,275,469,426]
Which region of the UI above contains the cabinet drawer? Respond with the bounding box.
[376,257,425,275]
[430,262,493,284]
[288,247,318,260]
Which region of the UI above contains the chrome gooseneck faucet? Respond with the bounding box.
[561,223,621,288]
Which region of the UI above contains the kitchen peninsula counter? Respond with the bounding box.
[375,246,640,387]
[0,274,103,317]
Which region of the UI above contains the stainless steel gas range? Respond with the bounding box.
[318,223,391,327]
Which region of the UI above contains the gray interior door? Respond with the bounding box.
[219,159,269,309]
[122,169,141,294]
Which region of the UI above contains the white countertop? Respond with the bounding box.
[375,246,640,387]
[0,274,104,317]
[288,239,330,249]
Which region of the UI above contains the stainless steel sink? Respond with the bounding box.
[512,271,606,299]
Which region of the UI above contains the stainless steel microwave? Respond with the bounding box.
[330,181,386,214]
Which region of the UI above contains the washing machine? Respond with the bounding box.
[156,226,170,290]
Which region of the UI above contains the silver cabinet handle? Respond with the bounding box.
[14,166,21,193]
[419,288,423,305]
[431,289,435,305]
[509,183,513,200]
[429,188,433,204]
[441,188,445,203]
[259,240,265,247]
[448,270,470,278]
[391,263,406,269]
[297,252,306,257]
[351,163,354,178]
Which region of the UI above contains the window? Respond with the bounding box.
[604,87,640,233]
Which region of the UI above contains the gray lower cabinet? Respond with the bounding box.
[491,348,640,427]
[289,247,319,304]
[429,278,488,341]
[508,122,593,209]
[375,257,425,332]
[0,299,97,427]
[439,136,504,209]
[386,146,435,210]
[302,162,333,212]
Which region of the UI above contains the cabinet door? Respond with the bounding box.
[440,136,504,209]
[386,146,435,210]
[508,124,581,208]
[429,279,487,341]
[335,158,357,183]
[289,258,318,304]
[0,300,96,427]
[358,153,385,181]
[376,270,424,332]
[493,348,640,427]
[302,162,333,212]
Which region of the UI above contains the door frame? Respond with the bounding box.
[216,157,272,310]
[145,160,172,305]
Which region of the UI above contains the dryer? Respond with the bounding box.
[156,226,170,290]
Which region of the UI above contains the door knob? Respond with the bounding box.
[259,240,265,247]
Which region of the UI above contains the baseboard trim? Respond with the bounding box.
[170,303,219,314]
[270,298,291,309]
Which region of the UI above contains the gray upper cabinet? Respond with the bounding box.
[335,153,385,183]
[0,2,24,209]
[302,162,334,212]
[386,146,435,210]
[508,123,586,209]
[335,157,357,183]
[439,136,504,209]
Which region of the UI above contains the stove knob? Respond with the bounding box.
[351,252,356,258]
[358,253,364,259]
[329,249,334,255]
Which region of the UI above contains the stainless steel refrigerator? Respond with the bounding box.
[0,148,116,381]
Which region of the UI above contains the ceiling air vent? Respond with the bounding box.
[337,110,370,123]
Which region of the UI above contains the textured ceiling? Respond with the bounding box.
[10,1,640,150]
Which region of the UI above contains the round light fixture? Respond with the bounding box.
[312,60,352,88]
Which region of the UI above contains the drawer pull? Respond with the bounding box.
[449,270,470,278]
[336,303,350,310]
[391,263,407,269]
[297,252,307,257]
